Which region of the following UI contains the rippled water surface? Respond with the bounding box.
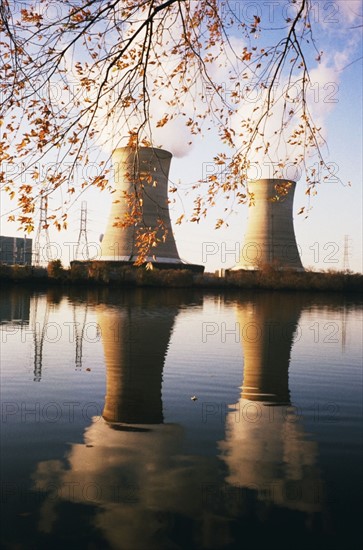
[1,286,362,549]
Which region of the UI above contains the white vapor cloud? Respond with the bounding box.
[335,0,363,23]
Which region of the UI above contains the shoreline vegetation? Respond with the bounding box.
[0,260,362,293]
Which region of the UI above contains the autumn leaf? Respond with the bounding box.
[156,115,169,128]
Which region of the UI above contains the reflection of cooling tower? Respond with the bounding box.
[233,179,304,270]
[238,293,302,404]
[32,292,219,549]
[219,293,322,514]
[101,147,182,265]
[97,298,178,424]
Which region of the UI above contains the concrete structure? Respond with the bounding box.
[0,235,32,265]
[232,178,304,271]
[101,146,203,271]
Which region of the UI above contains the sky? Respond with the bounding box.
[1,0,362,273]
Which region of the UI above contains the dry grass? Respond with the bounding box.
[0,261,361,293]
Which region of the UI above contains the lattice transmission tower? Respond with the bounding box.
[33,195,51,266]
[342,235,351,272]
[75,201,90,260]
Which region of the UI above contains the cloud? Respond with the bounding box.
[57,5,250,159]
[335,0,363,23]
[225,1,363,181]
[56,2,361,170]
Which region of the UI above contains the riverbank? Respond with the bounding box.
[0,262,362,293]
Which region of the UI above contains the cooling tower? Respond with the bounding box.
[233,179,304,271]
[100,146,202,270]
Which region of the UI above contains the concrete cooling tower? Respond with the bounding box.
[100,146,203,271]
[232,179,304,271]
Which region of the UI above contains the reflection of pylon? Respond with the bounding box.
[73,303,88,371]
[342,235,351,272]
[33,196,51,266]
[341,304,347,353]
[75,201,89,260]
[31,295,50,382]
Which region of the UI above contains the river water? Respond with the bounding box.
[0,286,362,549]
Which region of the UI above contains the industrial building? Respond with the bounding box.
[0,235,32,265]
